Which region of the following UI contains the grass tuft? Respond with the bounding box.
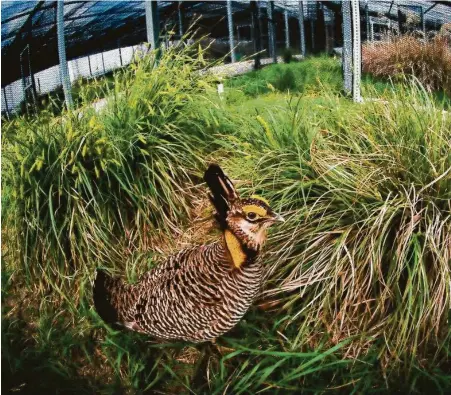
[363,34,451,95]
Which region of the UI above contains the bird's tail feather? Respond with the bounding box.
[93,269,121,326]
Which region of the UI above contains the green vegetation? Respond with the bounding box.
[225,56,343,96]
[282,47,294,64]
[11,72,118,118]
[224,55,405,99]
[2,42,450,394]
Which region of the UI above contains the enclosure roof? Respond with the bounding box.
[2,1,450,87]
[3,0,449,50]
[1,1,256,53]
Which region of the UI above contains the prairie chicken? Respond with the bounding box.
[93,164,284,342]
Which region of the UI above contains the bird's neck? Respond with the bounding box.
[223,229,258,269]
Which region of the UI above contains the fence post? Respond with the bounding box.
[145,0,160,50]
[251,1,262,69]
[421,6,426,39]
[178,1,184,38]
[101,50,106,74]
[2,87,11,119]
[311,20,315,52]
[351,0,362,102]
[251,10,255,49]
[322,4,328,52]
[284,9,290,49]
[88,54,92,76]
[365,1,370,41]
[118,41,123,67]
[227,0,236,63]
[342,0,353,96]
[298,1,306,57]
[268,1,277,63]
[57,0,73,109]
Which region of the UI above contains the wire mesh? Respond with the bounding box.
[1,1,450,116]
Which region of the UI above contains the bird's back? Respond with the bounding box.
[94,241,262,342]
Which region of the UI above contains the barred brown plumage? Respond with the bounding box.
[93,164,284,342]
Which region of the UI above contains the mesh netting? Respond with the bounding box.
[1,1,450,116]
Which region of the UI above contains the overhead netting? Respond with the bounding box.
[2,1,450,116]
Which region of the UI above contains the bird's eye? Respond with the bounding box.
[246,212,258,221]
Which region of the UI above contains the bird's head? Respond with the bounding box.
[204,164,284,267]
[225,195,284,252]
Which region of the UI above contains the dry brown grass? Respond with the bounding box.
[362,34,451,94]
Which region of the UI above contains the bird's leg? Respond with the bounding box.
[208,338,235,357]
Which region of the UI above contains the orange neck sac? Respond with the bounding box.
[224,230,260,269]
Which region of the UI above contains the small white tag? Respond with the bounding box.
[217,83,224,94]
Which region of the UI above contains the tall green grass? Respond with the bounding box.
[224,55,344,97]
[190,67,451,389]
[2,50,450,393]
[2,41,219,297]
[255,85,450,366]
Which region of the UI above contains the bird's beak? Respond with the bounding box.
[272,212,285,223]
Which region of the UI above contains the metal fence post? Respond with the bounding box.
[2,88,11,119]
[178,1,184,38]
[251,0,262,69]
[325,21,329,53]
[251,11,255,49]
[35,76,41,94]
[227,0,236,63]
[88,54,92,76]
[351,0,362,102]
[421,6,426,39]
[311,20,315,52]
[268,1,277,63]
[284,9,290,49]
[342,0,353,96]
[298,1,306,57]
[56,0,73,109]
[145,0,160,50]
[365,1,370,41]
[101,50,106,74]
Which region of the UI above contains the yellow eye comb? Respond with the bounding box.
[250,195,270,206]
